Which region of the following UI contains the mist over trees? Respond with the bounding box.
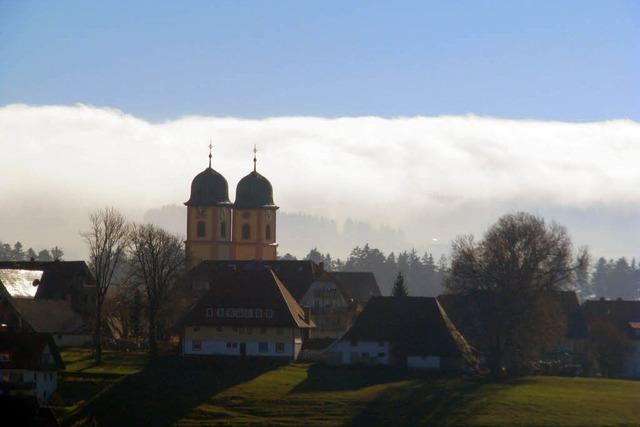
[301,245,448,297]
[589,257,640,300]
[0,240,64,261]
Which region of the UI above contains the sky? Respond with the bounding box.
[0,1,639,260]
[1,1,638,121]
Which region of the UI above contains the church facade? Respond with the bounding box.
[185,148,278,269]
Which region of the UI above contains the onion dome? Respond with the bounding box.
[234,171,277,209]
[185,144,231,206]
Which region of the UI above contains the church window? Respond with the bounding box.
[197,221,206,238]
[266,224,271,240]
[242,223,251,240]
[220,221,227,238]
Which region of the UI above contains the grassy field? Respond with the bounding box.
[53,349,640,426]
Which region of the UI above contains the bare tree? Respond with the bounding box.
[446,212,588,376]
[83,207,131,363]
[129,224,184,359]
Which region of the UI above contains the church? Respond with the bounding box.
[185,146,278,269]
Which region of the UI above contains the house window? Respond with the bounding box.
[378,352,386,358]
[255,309,263,318]
[378,341,385,347]
[259,342,269,353]
[220,221,227,238]
[216,308,224,317]
[246,328,253,335]
[226,342,232,348]
[193,327,200,332]
[362,352,369,358]
[242,223,251,240]
[266,224,271,240]
[197,221,206,238]
[260,327,267,334]
[350,339,358,347]
[265,309,273,319]
[206,308,213,318]
[275,342,285,353]
[192,340,202,351]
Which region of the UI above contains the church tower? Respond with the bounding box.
[185,144,233,269]
[231,146,278,260]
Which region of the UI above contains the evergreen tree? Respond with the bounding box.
[392,271,408,297]
[37,249,53,261]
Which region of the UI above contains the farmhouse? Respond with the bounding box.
[182,269,314,360]
[0,332,64,404]
[327,296,477,370]
[438,291,590,370]
[584,299,640,378]
[189,260,381,339]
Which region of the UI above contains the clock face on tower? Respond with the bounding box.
[196,207,207,218]
[266,210,272,221]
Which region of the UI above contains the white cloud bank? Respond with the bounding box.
[1,104,640,259]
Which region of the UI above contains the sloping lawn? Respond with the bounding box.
[55,349,640,426]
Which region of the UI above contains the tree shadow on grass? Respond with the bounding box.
[291,363,417,393]
[351,376,487,426]
[65,356,286,427]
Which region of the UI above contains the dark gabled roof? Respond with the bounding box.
[342,296,476,361]
[191,260,322,301]
[330,272,381,305]
[583,299,640,338]
[0,332,64,370]
[234,171,277,209]
[9,298,88,334]
[437,290,589,346]
[0,260,95,299]
[183,269,314,328]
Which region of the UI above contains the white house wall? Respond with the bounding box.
[330,340,391,365]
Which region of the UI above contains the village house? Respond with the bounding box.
[189,260,381,340]
[0,332,64,404]
[326,296,477,370]
[438,290,590,371]
[182,269,314,360]
[0,261,96,347]
[583,298,640,378]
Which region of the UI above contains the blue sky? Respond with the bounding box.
[1,0,638,121]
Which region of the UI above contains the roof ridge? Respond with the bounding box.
[269,269,313,328]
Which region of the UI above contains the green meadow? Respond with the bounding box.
[53,349,640,426]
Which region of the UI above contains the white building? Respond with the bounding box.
[0,332,64,404]
[182,269,314,360]
[327,296,477,371]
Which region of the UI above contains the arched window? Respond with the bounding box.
[242,223,251,240]
[266,224,271,241]
[197,221,206,238]
[220,221,227,238]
